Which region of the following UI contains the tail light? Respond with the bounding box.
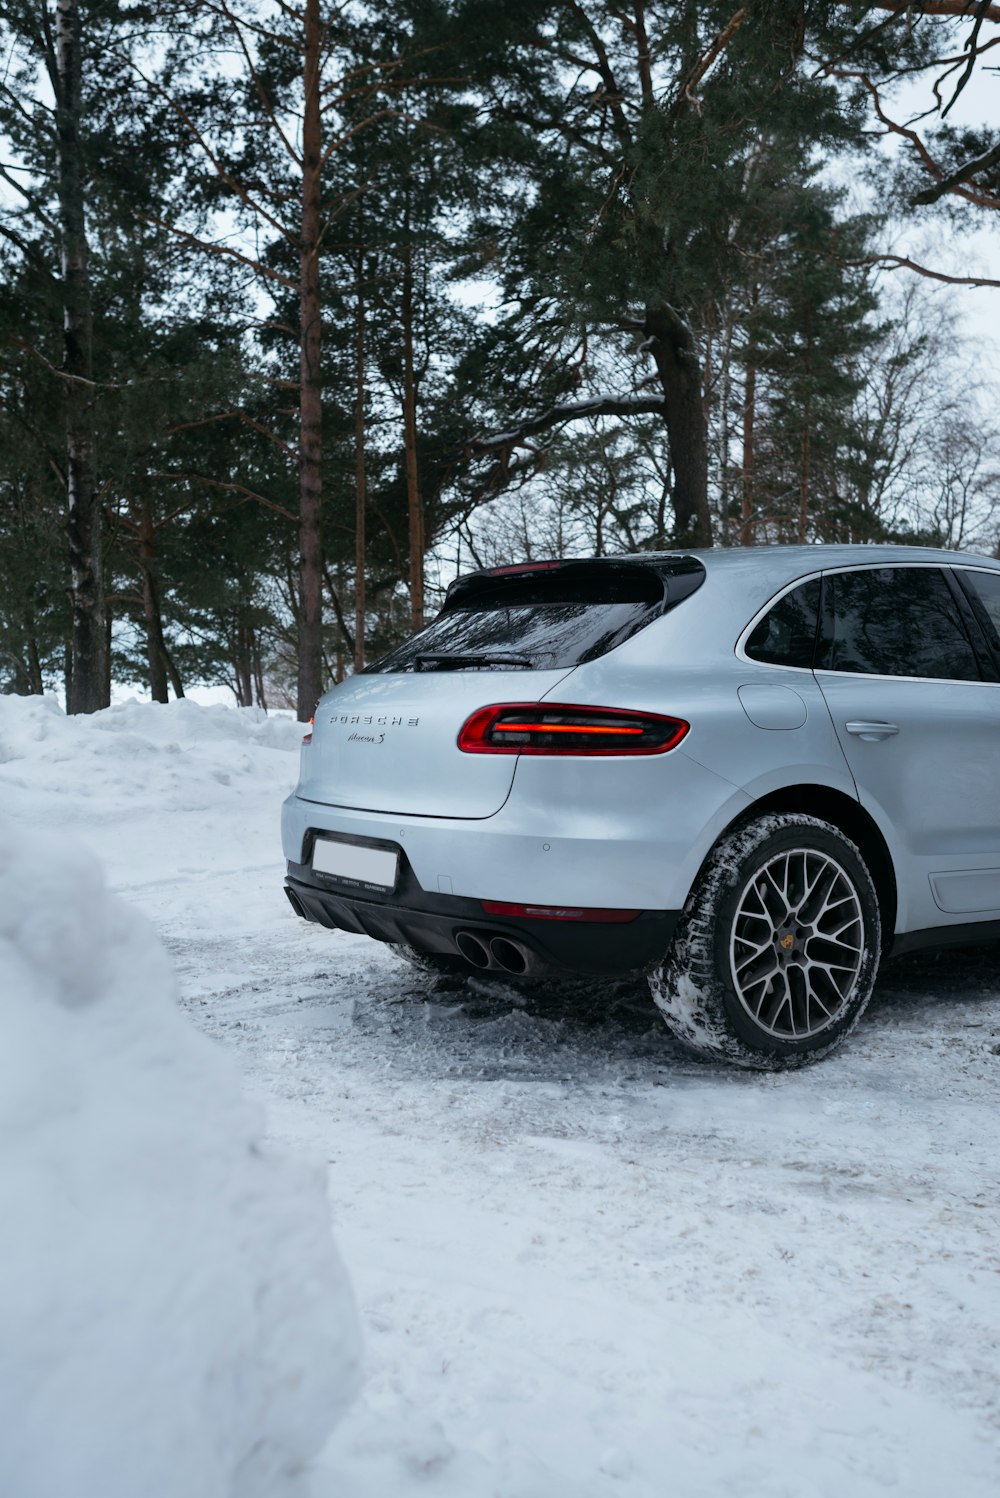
[302,716,315,745]
[482,900,639,922]
[457,703,689,756]
[488,560,562,576]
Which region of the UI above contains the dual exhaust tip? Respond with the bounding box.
[287,882,538,977]
[455,929,533,976]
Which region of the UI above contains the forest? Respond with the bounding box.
[0,0,998,718]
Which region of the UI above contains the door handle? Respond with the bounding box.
[845,720,900,741]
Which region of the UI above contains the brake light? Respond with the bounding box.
[302,716,314,745]
[457,703,689,756]
[487,560,562,576]
[482,901,639,922]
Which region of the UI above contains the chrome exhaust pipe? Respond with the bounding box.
[455,930,492,969]
[489,937,529,975]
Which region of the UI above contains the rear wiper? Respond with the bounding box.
[414,652,533,671]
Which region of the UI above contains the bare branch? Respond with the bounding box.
[195,0,303,53]
[0,222,58,285]
[563,0,634,148]
[868,1,1000,21]
[489,100,617,167]
[0,77,55,132]
[470,393,666,455]
[6,335,136,388]
[322,561,355,652]
[835,69,1000,210]
[632,2,654,106]
[672,7,750,118]
[147,472,297,522]
[941,0,994,114]
[319,106,443,168]
[0,161,59,234]
[211,0,302,166]
[110,51,298,245]
[141,215,298,290]
[834,250,1000,288]
[163,409,297,456]
[912,139,1000,205]
[152,498,212,530]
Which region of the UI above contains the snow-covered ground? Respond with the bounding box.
[3,695,999,1497]
[0,702,358,1498]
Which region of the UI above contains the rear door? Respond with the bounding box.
[299,559,692,819]
[814,564,1000,932]
[299,666,575,818]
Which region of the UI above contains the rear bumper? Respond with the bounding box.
[285,858,680,977]
[282,750,751,915]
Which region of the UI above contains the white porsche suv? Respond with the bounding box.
[282,545,1000,1069]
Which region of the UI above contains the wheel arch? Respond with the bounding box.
[723,785,897,949]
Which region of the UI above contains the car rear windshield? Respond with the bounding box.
[366,557,706,673]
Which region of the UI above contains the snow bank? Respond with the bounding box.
[0,694,303,807]
[0,812,359,1498]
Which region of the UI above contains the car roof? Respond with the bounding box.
[647,543,1000,571]
[450,546,1000,629]
[618,543,1000,591]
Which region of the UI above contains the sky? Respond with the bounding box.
[883,59,999,380]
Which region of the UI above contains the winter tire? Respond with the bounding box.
[649,814,881,1069]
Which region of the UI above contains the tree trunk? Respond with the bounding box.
[23,611,44,694]
[252,629,267,711]
[797,311,814,543]
[234,620,253,706]
[56,0,106,713]
[741,362,756,546]
[645,306,712,548]
[140,567,169,703]
[402,244,424,630]
[139,503,168,702]
[296,0,324,720]
[164,646,184,699]
[354,262,366,672]
[798,416,811,544]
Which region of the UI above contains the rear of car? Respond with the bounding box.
[282,554,749,976]
[283,543,1000,1071]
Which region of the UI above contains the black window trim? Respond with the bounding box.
[735,569,825,674]
[815,562,992,686]
[737,561,1000,684]
[949,565,1000,682]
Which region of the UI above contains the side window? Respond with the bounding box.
[823,568,981,682]
[745,579,820,668]
[960,570,1000,654]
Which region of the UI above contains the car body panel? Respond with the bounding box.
[285,543,1000,967]
[816,668,1000,929]
[552,635,862,855]
[284,743,752,910]
[299,666,576,818]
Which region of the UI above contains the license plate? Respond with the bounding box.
[311,838,398,890]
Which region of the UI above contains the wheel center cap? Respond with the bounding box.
[778,932,796,951]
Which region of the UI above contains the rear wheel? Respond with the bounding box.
[649,814,881,1069]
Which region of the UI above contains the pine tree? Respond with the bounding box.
[448,1,933,546]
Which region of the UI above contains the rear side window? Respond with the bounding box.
[959,569,1000,653]
[367,558,705,673]
[745,579,820,668]
[821,567,981,682]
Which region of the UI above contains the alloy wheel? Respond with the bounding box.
[729,848,865,1040]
